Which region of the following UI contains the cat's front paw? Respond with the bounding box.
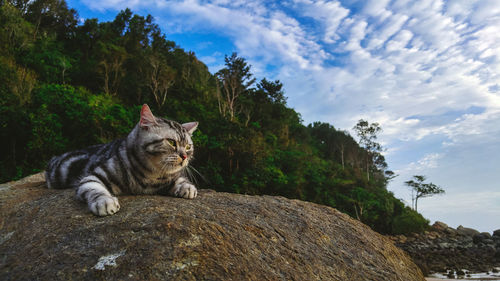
[171,181,198,199]
[89,195,120,216]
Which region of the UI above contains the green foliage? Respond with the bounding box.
[27,103,67,161]
[391,207,430,234]
[0,1,432,235]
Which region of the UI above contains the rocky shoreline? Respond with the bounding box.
[389,222,500,276]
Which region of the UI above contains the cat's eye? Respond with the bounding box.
[166,139,176,147]
[186,144,191,150]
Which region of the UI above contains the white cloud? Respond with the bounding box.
[400,153,443,172]
[340,19,368,52]
[362,0,392,19]
[293,0,350,44]
[469,0,500,24]
[365,13,409,50]
[385,29,413,52]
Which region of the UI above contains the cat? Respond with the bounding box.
[45,104,198,216]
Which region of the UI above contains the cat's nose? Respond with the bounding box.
[180,153,187,160]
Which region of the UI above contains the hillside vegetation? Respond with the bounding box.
[0,0,428,235]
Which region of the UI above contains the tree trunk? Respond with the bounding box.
[415,193,420,212]
[366,156,370,181]
[354,204,360,220]
[340,145,345,170]
[411,189,415,210]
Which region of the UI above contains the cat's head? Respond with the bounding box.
[133,104,198,175]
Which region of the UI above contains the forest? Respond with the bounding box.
[0,0,429,235]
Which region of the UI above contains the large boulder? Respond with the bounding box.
[0,173,424,281]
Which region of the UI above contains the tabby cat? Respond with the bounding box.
[45,104,198,216]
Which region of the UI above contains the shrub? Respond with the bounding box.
[392,208,429,234]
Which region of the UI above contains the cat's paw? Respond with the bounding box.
[89,195,120,216]
[171,182,198,199]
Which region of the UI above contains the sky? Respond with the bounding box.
[68,0,500,233]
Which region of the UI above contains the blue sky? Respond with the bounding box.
[68,0,500,233]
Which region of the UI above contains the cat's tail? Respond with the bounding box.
[46,156,66,189]
[45,151,89,189]
[45,169,53,188]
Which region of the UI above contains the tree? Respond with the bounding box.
[256,78,286,105]
[18,0,78,41]
[405,175,445,211]
[98,42,127,95]
[0,2,34,56]
[353,119,383,181]
[147,52,175,109]
[351,187,375,221]
[215,53,255,122]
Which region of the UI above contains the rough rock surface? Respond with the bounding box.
[390,221,500,275]
[1,173,424,281]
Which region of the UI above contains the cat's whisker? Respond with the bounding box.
[185,165,196,185]
[186,165,208,185]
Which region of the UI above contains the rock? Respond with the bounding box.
[493,229,500,237]
[457,225,480,237]
[427,231,439,240]
[432,221,448,231]
[395,235,407,243]
[0,173,424,281]
[481,232,492,238]
[392,222,500,274]
[474,232,492,244]
[444,227,457,235]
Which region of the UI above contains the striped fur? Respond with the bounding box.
[45,104,198,216]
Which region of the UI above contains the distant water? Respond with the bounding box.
[428,268,500,280]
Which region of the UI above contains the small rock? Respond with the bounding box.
[432,221,448,231]
[481,232,492,238]
[397,235,407,243]
[483,239,495,245]
[444,227,457,235]
[457,225,480,237]
[474,232,492,244]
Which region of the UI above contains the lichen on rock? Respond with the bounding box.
[93,250,126,270]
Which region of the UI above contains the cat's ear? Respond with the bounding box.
[140,104,158,128]
[182,122,198,135]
